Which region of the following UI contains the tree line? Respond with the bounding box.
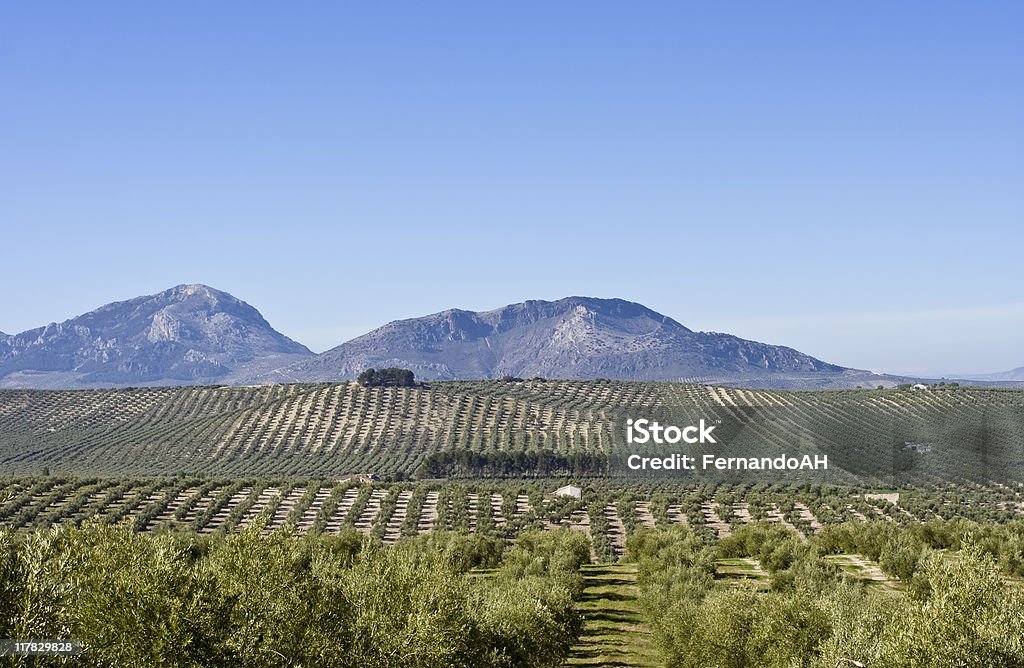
[357,368,417,388]
[418,448,609,478]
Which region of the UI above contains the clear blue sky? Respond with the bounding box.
[2,3,1021,376]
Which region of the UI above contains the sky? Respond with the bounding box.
[1,2,1021,376]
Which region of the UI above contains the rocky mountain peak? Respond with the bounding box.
[253,296,846,386]
[0,285,313,388]
[2,291,911,390]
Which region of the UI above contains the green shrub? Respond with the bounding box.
[0,522,583,667]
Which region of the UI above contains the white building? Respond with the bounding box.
[553,484,582,499]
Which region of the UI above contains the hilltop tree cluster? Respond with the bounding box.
[356,367,416,388]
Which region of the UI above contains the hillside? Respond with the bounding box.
[0,285,312,388]
[966,366,1024,382]
[1,381,1021,482]
[251,297,866,388]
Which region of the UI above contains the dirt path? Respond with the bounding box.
[634,501,656,529]
[824,554,899,589]
[565,563,660,667]
[702,502,731,538]
[604,504,627,560]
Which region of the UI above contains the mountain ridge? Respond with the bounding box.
[3,287,1013,390]
[250,295,855,388]
[0,284,312,388]
[955,366,1024,382]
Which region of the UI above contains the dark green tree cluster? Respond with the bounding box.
[356,367,416,388]
[419,449,608,478]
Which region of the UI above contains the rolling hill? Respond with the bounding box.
[962,366,1024,382]
[1,380,1021,483]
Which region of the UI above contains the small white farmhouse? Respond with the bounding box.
[553,484,583,499]
[911,383,929,391]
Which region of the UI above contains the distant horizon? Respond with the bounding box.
[1,282,1019,379]
[3,3,1020,378]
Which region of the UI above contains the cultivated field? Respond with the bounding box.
[4,482,1024,666]
[1,381,1022,481]
[3,381,1024,665]
[3,478,1023,562]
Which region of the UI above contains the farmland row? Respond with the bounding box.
[3,381,1021,479]
[3,478,1023,560]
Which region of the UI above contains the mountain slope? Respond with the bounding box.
[0,284,312,388]
[960,366,1024,382]
[2,381,1021,480]
[253,297,855,387]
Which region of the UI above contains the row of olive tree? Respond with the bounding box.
[816,518,1024,578]
[629,523,1024,668]
[0,523,586,668]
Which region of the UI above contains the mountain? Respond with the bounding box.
[251,297,872,388]
[994,367,1024,381]
[0,284,312,388]
[957,366,1024,382]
